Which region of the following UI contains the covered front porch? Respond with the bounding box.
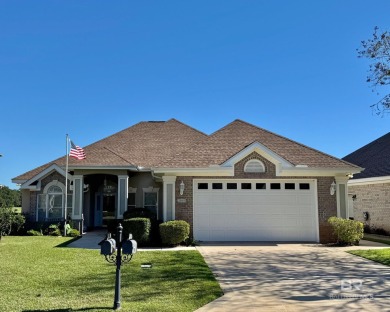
[68,170,177,232]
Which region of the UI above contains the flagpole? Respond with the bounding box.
[64,134,69,237]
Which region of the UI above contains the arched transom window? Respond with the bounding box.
[244,159,265,173]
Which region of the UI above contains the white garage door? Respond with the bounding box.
[193,179,318,242]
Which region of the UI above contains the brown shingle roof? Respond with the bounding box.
[13,119,207,181]
[158,119,360,169]
[13,118,358,182]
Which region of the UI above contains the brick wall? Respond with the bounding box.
[349,183,390,234]
[174,152,337,243]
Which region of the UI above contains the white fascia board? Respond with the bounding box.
[221,141,294,169]
[11,179,26,185]
[69,165,139,171]
[348,175,390,186]
[279,167,363,177]
[152,167,233,177]
[20,164,71,190]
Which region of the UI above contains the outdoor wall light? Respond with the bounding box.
[330,181,336,196]
[180,181,185,195]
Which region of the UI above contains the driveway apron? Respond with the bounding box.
[196,242,390,312]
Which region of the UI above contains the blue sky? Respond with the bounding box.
[1,1,390,189]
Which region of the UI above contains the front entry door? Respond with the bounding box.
[95,193,103,227]
[103,195,116,227]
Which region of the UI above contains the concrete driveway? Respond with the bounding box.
[196,241,390,312]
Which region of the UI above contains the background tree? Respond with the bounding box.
[0,186,21,208]
[0,208,25,240]
[0,186,24,240]
[358,26,390,115]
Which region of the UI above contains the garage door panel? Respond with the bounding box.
[194,179,318,242]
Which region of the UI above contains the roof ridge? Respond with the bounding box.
[208,119,242,136]
[81,120,148,149]
[166,118,209,137]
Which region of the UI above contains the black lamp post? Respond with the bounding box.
[100,223,137,310]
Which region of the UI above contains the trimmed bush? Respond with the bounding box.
[159,220,190,246]
[49,228,62,236]
[26,230,43,236]
[328,216,364,245]
[123,218,151,245]
[67,229,80,237]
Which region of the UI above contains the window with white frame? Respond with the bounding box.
[36,181,72,221]
[244,159,265,173]
[143,187,159,218]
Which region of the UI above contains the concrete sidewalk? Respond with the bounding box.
[66,230,107,249]
[195,240,390,312]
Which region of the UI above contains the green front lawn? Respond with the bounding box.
[0,236,222,312]
[348,249,390,266]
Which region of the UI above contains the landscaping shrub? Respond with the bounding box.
[122,218,151,245]
[159,220,190,246]
[67,229,80,237]
[328,216,364,245]
[48,224,61,236]
[26,229,43,236]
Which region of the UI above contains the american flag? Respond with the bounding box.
[69,141,86,160]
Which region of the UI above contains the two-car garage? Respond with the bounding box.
[193,179,319,242]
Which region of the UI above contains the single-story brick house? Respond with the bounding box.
[13,119,361,243]
[343,132,390,234]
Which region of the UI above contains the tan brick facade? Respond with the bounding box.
[348,183,390,234]
[174,152,337,243]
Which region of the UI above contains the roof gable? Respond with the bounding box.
[221,141,294,170]
[19,164,67,190]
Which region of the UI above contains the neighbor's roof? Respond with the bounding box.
[343,132,390,179]
[13,118,359,182]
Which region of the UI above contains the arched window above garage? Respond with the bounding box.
[244,159,265,173]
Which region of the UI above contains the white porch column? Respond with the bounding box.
[163,176,176,222]
[117,175,129,219]
[72,175,84,220]
[335,177,349,219]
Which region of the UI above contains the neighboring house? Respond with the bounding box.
[343,132,390,234]
[12,119,361,243]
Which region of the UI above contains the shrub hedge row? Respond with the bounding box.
[122,213,190,247]
[328,216,364,245]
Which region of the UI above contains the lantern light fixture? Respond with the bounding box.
[179,181,185,196]
[330,181,336,195]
